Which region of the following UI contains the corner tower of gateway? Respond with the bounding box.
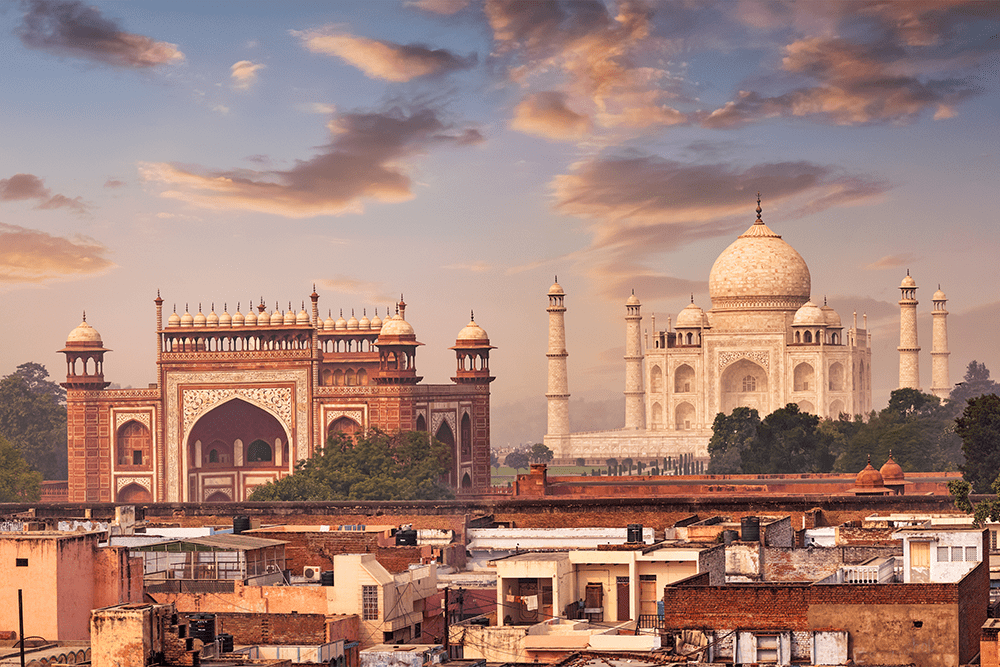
[60,291,494,503]
[544,197,873,462]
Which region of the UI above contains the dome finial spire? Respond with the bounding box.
[82,310,86,322]
[470,309,475,321]
[690,293,694,304]
[755,192,763,223]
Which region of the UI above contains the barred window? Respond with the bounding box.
[937,546,949,562]
[742,375,757,392]
[952,546,964,561]
[966,546,978,561]
[362,585,379,620]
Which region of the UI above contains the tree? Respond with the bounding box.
[247,429,453,501]
[957,394,1000,493]
[575,457,586,468]
[10,362,66,405]
[621,457,634,475]
[529,443,554,464]
[0,435,42,501]
[949,474,1000,526]
[0,368,68,480]
[490,450,498,469]
[606,457,618,476]
[505,450,530,472]
[708,407,761,473]
[951,361,1000,408]
[636,461,645,475]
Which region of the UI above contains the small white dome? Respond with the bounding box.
[548,281,564,295]
[296,307,310,325]
[379,314,415,337]
[626,293,640,306]
[933,288,947,301]
[370,311,383,330]
[167,309,181,327]
[219,307,232,328]
[193,307,207,327]
[66,317,103,344]
[324,311,336,331]
[457,318,489,342]
[283,306,296,326]
[359,311,371,330]
[347,311,359,330]
[258,309,271,326]
[180,307,194,328]
[820,302,842,328]
[793,301,826,326]
[900,273,916,288]
[244,308,258,326]
[676,302,706,328]
[335,311,347,330]
[232,307,245,327]
[207,307,219,327]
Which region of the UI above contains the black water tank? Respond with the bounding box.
[188,614,215,644]
[217,633,234,653]
[740,516,760,542]
[320,570,335,586]
[722,529,739,545]
[626,524,643,543]
[395,529,417,546]
[233,515,251,535]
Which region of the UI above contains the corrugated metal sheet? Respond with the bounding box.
[132,533,286,552]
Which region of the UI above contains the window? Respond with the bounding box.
[992,530,998,551]
[952,546,964,561]
[756,634,778,663]
[968,546,979,561]
[363,585,379,620]
[937,546,949,562]
[16,558,27,567]
[742,375,757,392]
[247,439,273,463]
[133,450,143,465]
[414,622,421,639]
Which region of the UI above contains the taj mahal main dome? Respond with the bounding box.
[708,203,811,312]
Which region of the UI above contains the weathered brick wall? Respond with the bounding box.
[763,545,901,582]
[958,560,989,663]
[249,530,429,574]
[836,523,898,545]
[762,516,793,547]
[662,584,812,630]
[209,612,327,645]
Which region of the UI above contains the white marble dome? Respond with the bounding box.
[675,302,707,328]
[792,301,825,326]
[457,318,489,342]
[379,314,415,337]
[709,218,810,311]
[67,318,103,344]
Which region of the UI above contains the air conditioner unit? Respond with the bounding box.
[303,566,323,581]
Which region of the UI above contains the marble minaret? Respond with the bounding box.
[898,271,921,389]
[930,285,950,400]
[624,291,644,429]
[546,279,570,438]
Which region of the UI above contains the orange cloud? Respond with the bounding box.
[487,0,686,135]
[0,173,89,213]
[0,222,114,284]
[863,254,918,271]
[405,0,470,15]
[17,0,184,68]
[294,28,475,82]
[231,60,265,89]
[315,276,396,305]
[140,107,483,218]
[511,92,591,139]
[551,153,889,297]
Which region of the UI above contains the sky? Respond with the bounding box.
[1,0,998,449]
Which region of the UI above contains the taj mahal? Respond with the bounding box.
[543,197,950,462]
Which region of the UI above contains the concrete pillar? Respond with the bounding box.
[898,272,920,389]
[624,292,645,430]
[931,286,950,400]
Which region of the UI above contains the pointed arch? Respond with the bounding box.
[829,362,845,391]
[797,400,815,414]
[461,472,472,489]
[650,365,663,394]
[247,439,273,463]
[117,483,152,504]
[117,420,152,468]
[461,412,472,458]
[651,402,663,429]
[674,364,695,393]
[329,416,361,439]
[415,414,427,432]
[205,490,232,502]
[675,402,695,431]
[794,363,815,392]
[721,358,768,414]
[829,399,845,417]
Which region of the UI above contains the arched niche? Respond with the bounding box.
[650,366,663,394]
[721,358,768,415]
[798,400,815,414]
[187,398,287,473]
[650,402,663,429]
[829,399,845,417]
[794,363,815,392]
[829,362,845,391]
[674,364,695,393]
[675,402,695,430]
[117,482,152,504]
[117,420,152,469]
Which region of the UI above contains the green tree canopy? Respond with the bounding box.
[0,435,42,501]
[957,394,1000,493]
[950,361,1000,408]
[529,443,554,464]
[247,429,453,501]
[709,404,835,475]
[0,366,68,480]
[504,450,529,471]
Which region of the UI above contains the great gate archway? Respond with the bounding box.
[185,398,290,502]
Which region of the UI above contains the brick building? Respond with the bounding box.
[59,291,494,502]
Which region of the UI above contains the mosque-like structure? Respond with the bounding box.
[545,198,896,462]
[59,291,494,503]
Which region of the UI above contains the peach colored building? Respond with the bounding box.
[0,531,143,641]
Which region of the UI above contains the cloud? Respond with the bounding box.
[863,253,918,271]
[704,0,1000,128]
[315,276,396,305]
[0,173,89,213]
[293,28,475,82]
[140,106,482,218]
[17,0,184,68]
[511,92,591,139]
[550,152,890,297]
[212,104,230,115]
[103,178,125,189]
[0,222,114,284]
[298,102,338,115]
[231,60,264,89]
[405,0,470,15]
[486,0,687,135]
[442,261,491,272]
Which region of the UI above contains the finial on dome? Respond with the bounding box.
[82,310,86,322]
[173,304,177,313]
[363,308,366,316]
[824,296,827,306]
[867,454,871,465]
[340,309,343,316]
[211,303,215,311]
[470,309,475,321]
[224,303,227,311]
[555,275,558,283]
[198,303,202,312]
[690,293,694,304]
[907,269,910,276]
[351,309,355,317]
[631,288,634,295]
[755,193,763,223]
